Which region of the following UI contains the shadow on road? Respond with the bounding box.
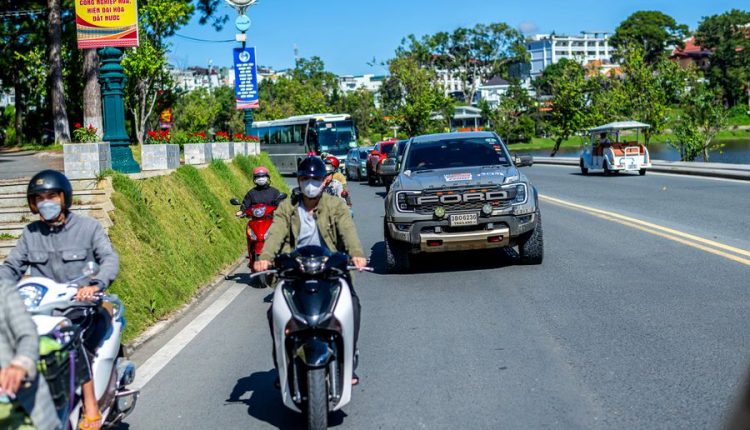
[368,242,520,275]
[226,370,347,429]
[570,171,641,178]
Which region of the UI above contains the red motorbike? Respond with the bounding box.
[231,193,287,287]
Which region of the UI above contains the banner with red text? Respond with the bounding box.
[75,0,139,49]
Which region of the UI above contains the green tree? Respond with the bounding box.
[174,88,221,133]
[546,60,589,156]
[672,72,728,161]
[620,47,686,145]
[400,23,527,103]
[47,0,71,143]
[491,81,535,143]
[211,85,245,135]
[334,88,380,142]
[610,11,689,64]
[695,9,750,108]
[123,0,193,145]
[381,55,453,136]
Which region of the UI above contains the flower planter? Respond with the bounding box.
[232,142,248,157]
[248,142,260,155]
[63,142,111,180]
[184,143,212,165]
[210,142,234,160]
[141,144,180,171]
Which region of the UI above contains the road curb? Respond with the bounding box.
[532,157,750,181]
[125,255,248,354]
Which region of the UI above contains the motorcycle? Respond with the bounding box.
[230,193,287,287]
[252,246,372,430]
[16,262,138,428]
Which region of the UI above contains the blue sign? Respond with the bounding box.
[233,47,259,109]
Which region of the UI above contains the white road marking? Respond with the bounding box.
[133,283,244,388]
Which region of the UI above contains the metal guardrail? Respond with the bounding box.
[531,157,750,181]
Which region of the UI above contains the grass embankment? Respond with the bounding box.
[106,154,289,341]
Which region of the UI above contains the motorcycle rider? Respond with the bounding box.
[0,279,60,430]
[323,156,352,207]
[254,156,367,385]
[235,166,283,217]
[0,170,119,429]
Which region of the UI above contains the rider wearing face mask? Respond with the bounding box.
[235,166,282,218]
[255,156,367,385]
[0,170,119,429]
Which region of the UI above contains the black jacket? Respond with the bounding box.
[241,186,282,210]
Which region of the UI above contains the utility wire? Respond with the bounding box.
[174,33,235,43]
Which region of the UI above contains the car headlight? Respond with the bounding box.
[514,184,527,204]
[18,284,47,309]
[252,207,266,218]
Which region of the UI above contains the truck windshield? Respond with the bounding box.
[405,137,511,171]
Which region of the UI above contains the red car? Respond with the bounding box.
[366,139,397,185]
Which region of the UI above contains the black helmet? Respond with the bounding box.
[296,156,327,179]
[27,170,73,214]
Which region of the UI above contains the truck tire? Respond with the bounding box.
[518,211,544,265]
[305,367,328,430]
[384,226,411,273]
[639,168,647,176]
[602,161,611,176]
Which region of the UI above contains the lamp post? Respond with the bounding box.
[99,47,140,173]
[225,0,258,135]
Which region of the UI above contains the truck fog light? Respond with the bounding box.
[434,206,446,219]
[481,203,493,216]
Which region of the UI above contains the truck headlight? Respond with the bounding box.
[481,204,493,216]
[514,184,527,204]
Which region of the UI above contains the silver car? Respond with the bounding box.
[346,147,372,181]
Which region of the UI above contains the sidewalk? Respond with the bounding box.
[0,149,63,180]
[532,156,750,181]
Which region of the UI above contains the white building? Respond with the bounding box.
[337,74,385,94]
[526,32,614,78]
[435,69,481,101]
[0,88,14,108]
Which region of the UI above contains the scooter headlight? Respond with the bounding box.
[295,256,329,274]
[18,284,47,310]
[252,207,266,218]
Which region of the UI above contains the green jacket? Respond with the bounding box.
[260,192,365,261]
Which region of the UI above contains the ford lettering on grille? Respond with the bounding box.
[416,191,508,205]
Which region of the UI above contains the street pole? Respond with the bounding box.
[226,0,257,136]
[99,47,140,173]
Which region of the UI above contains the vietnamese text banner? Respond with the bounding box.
[234,47,260,109]
[75,0,139,49]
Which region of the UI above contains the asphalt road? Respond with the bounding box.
[0,150,63,179]
[122,165,750,429]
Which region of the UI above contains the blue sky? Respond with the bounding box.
[168,0,747,75]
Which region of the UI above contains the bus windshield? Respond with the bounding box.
[316,120,356,156]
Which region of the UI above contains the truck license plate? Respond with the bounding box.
[449,213,478,227]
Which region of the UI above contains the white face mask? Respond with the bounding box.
[300,179,323,198]
[254,177,269,187]
[38,200,62,221]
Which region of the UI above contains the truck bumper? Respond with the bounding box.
[387,213,537,253]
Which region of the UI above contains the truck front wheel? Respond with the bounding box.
[518,211,544,265]
[384,227,411,273]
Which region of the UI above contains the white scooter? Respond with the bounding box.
[253,246,370,430]
[16,262,138,428]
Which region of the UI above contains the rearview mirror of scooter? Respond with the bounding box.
[230,198,241,205]
[277,193,288,202]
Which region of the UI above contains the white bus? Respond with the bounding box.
[249,113,358,174]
